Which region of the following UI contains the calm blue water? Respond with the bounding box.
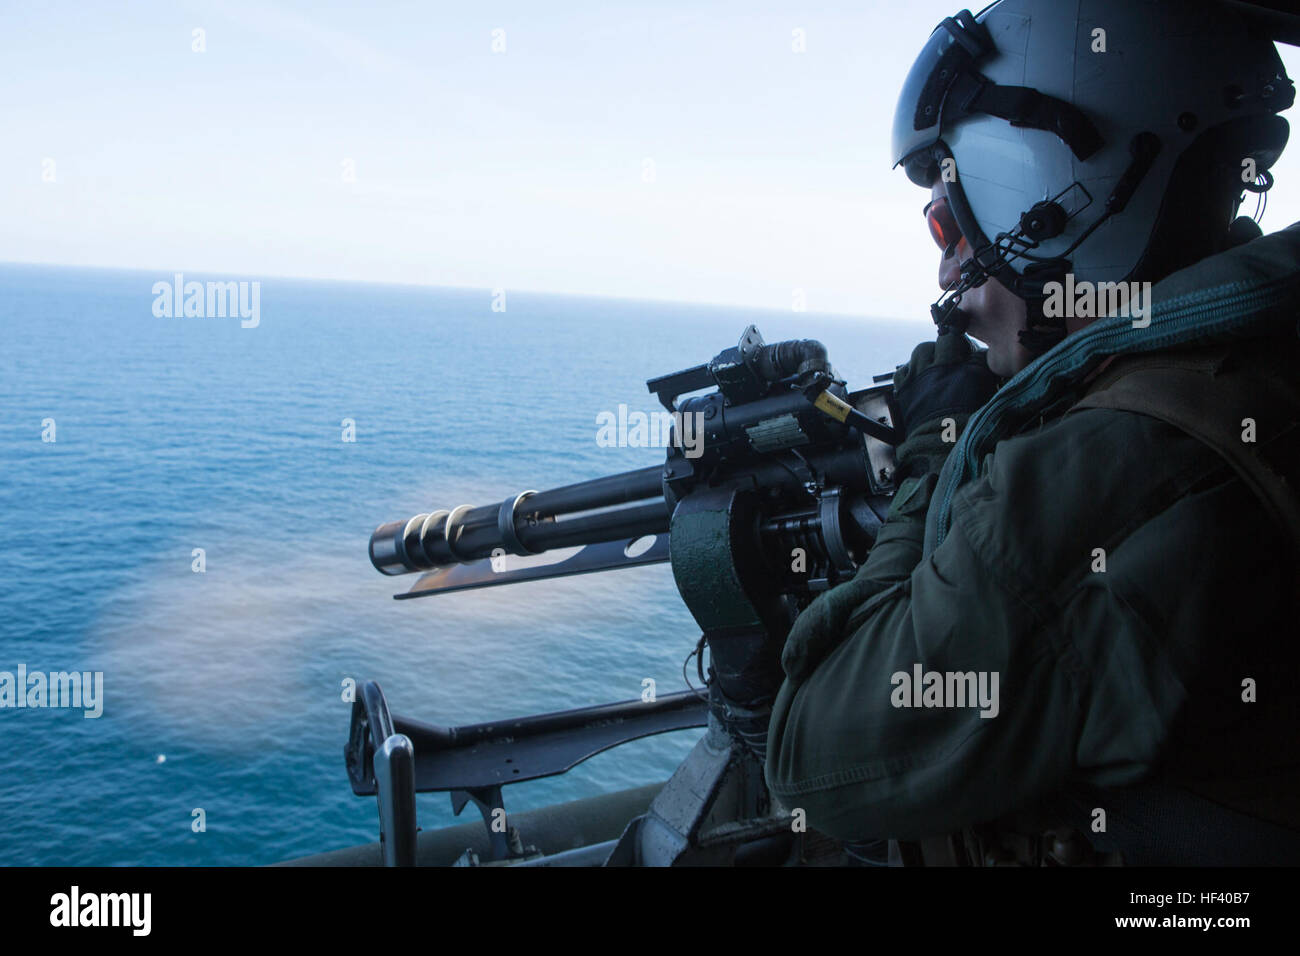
[0,263,920,865]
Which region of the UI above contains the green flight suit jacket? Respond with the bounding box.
[764,228,1300,845]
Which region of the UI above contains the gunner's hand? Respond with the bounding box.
[889,331,999,479]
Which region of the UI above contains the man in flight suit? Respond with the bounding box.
[765,0,1300,865]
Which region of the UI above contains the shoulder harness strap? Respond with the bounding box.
[1070,340,1300,556]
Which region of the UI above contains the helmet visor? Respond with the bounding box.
[891,8,993,185]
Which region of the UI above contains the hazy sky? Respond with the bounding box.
[4,0,1300,321]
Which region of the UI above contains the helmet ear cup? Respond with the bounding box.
[1128,114,1290,283]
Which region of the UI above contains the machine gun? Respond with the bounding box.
[345,325,899,866]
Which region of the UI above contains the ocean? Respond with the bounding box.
[0,263,922,865]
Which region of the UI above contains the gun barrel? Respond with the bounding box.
[370,466,668,575]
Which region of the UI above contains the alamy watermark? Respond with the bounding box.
[50,886,150,936]
[596,405,705,459]
[891,663,999,718]
[1042,274,1152,328]
[0,665,103,718]
[152,273,260,328]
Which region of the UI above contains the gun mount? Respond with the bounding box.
[346,326,899,866]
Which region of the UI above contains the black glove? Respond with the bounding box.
[888,331,999,480]
[891,331,999,442]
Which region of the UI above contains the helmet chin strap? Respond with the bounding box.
[929,256,1071,355]
[1007,258,1073,354]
